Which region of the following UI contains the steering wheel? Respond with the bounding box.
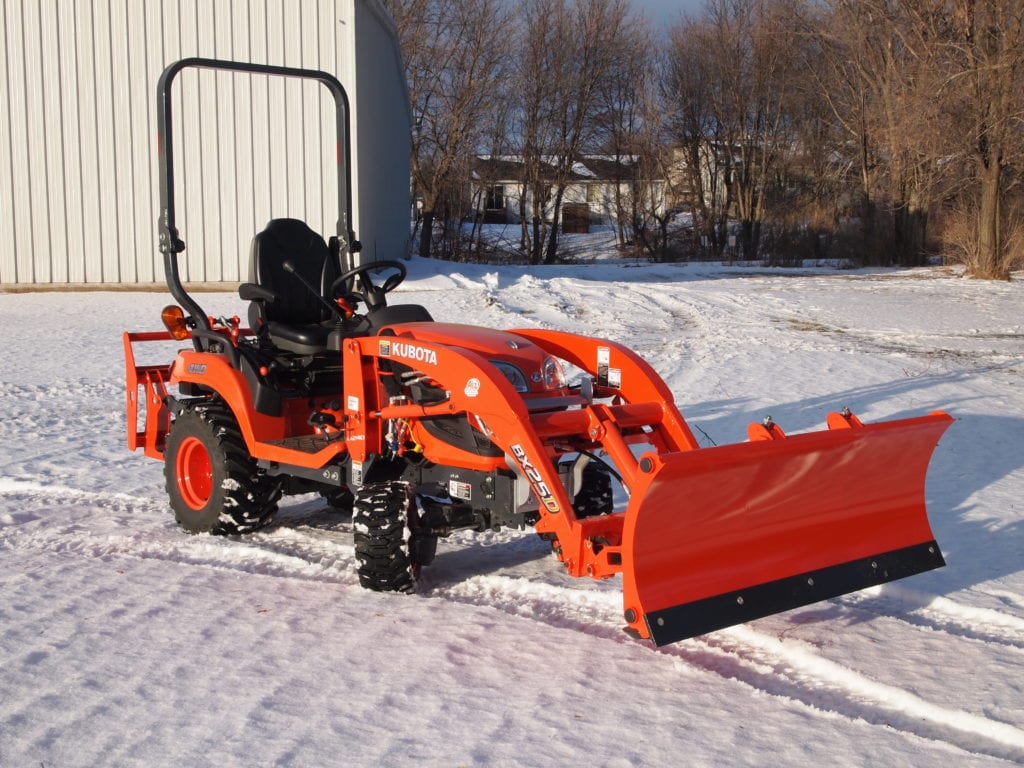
[329,260,407,312]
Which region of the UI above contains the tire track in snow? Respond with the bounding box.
[840,584,1024,652]
[10,476,1021,659]
[6,485,1023,761]
[0,485,361,587]
[436,574,1024,763]
[434,573,627,641]
[983,588,1024,612]
[708,626,1024,761]
[6,484,1022,668]
[0,480,167,524]
[706,625,1024,761]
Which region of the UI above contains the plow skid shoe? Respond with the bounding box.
[622,412,953,645]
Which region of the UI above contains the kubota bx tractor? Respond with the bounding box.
[124,59,953,645]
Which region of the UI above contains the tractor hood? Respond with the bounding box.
[381,322,564,395]
[383,323,540,359]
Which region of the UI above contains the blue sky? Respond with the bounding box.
[632,0,702,26]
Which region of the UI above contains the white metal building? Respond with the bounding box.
[0,0,410,286]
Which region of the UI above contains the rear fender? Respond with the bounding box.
[125,331,273,460]
[124,326,344,466]
[168,351,286,447]
[169,352,350,467]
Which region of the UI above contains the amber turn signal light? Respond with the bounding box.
[161,305,190,340]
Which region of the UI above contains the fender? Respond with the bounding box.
[171,351,352,466]
[170,351,287,451]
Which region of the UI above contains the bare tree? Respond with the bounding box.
[809,0,1024,273]
[510,0,635,264]
[928,0,1024,278]
[386,0,512,259]
[810,0,947,265]
[592,17,661,253]
[706,0,810,259]
[511,0,558,263]
[664,18,734,255]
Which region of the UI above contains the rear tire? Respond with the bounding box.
[353,482,417,593]
[164,402,280,535]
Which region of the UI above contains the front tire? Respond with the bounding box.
[540,460,616,557]
[574,460,614,518]
[353,482,418,593]
[164,402,280,535]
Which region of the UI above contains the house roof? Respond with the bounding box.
[471,156,526,181]
[471,155,641,183]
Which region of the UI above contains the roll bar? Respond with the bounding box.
[156,58,354,335]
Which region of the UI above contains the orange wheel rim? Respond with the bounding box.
[176,436,213,510]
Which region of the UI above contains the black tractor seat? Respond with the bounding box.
[245,218,346,356]
[243,218,435,353]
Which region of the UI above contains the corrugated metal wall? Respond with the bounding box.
[0,0,409,285]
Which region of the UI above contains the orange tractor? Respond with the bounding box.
[125,59,953,645]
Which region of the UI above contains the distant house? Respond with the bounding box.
[664,144,737,214]
[470,155,666,232]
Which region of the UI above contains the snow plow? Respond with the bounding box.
[124,59,953,645]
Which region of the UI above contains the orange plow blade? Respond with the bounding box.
[621,411,954,645]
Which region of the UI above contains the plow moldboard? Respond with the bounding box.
[621,412,954,644]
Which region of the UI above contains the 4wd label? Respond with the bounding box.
[510,443,561,514]
[379,339,437,366]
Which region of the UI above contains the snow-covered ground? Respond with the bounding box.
[1,259,1022,766]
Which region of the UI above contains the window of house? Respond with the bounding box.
[485,185,505,210]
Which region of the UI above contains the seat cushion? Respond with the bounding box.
[247,219,342,355]
[264,320,337,355]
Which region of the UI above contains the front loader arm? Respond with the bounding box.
[509,328,701,453]
[340,335,623,579]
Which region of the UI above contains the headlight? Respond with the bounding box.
[491,361,529,393]
[542,355,567,390]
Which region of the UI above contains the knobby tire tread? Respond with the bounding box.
[166,400,281,535]
[574,461,614,518]
[353,483,415,594]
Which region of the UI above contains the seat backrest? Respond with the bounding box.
[249,219,337,326]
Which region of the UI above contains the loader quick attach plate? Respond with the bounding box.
[621,411,954,645]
